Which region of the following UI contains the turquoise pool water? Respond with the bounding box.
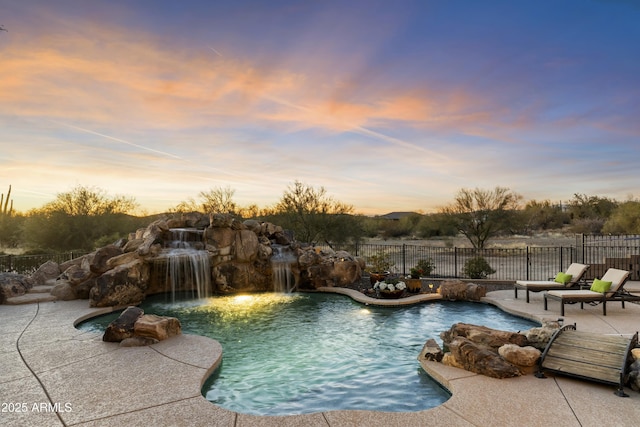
[79,292,537,415]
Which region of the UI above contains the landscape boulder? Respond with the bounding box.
[418,338,444,362]
[0,273,30,303]
[438,280,486,301]
[103,306,144,342]
[28,260,60,286]
[524,320,561,350]
[498,344,541,374]
[133,314,182,341]
[50,282,77,301]
[441,323,528,351]
[446,336,521,378]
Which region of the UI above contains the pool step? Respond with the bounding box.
[4,283,58,305]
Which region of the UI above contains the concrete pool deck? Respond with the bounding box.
[1,284,639,426]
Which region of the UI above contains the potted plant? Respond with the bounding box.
[373,277,406,298]
[406,259,435,292]
[367,251,394,285]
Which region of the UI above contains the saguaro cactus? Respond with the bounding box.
[1,185,13,216]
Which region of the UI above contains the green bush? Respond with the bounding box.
[462,256,496,279]
[410,258,435,278]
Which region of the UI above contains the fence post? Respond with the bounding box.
[559,247,563,271]
[402,244,406,276]
[526,246,530,280]
[454,247,458,278]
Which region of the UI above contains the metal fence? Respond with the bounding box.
[322,234,640,281]
[3,234,640,281]
[0,252,86,275]
[322,243,577,281]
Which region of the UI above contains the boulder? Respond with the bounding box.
[441,323,528,351]
[438,280,486,301]
[62,264,93,286]
[525,320,561,350]
[419,338,444,362]
[123,238,144,253]
[89,260,149,307]
[204,227,235,250]
[73,277,96,300]
[235,230,259,262]
[441,352,465,369]
[59,256,83,274]
[134,314,181,341]
[90,245,124,274]
[498,344,541,373]
[332,260,362,286]
[106,251,140,270]
[627,361,640,391]
[103,306,144,342]
[0,273,30,303]
[50,282,77,301]
[28,260,60,286]
[448,337,521,378]
[465,283,487,300]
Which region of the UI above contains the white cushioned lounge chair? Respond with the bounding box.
[543,268,637,316]
[514,263,589,303]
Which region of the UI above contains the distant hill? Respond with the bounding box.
[377,212,421,220]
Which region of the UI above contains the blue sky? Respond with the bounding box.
[1,0,639,215]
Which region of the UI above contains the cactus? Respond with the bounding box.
[1,185,13,216]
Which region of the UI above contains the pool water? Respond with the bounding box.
[79,292,537,416]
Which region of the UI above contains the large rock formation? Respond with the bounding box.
[438,280,486,301]
[20,212,363,307]
[0,273,31,303]
[438,323,537,378]
[103,306,180,345]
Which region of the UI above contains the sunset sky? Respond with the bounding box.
[1,0,639,215]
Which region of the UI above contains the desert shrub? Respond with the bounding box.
[410,258,435,278]
[462,256,496,279]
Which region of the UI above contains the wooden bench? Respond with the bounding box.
[536,326,638,397]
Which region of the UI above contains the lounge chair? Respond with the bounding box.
[514,263,589,303]
[544,268,639,316]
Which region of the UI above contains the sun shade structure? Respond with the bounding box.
[514,263,590,303]
[543,268,639,316]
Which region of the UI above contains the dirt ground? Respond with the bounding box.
[364,232,577,249]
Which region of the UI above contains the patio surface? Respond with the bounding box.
[1,283,639,426]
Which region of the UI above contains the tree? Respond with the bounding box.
[567,194,618,234]
[43,185,136,216]
[441,187,522,249]
[22,185,138,251]
[519,199,569,233]
[199,186,237,214]
[602,200,640,234]
[274,181,363,246]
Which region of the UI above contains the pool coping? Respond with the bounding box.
[2,285,639,426]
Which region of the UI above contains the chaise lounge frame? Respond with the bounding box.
[543,268,639,316]
[514,263,590,303]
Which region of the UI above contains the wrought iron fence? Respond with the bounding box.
[3,234,640,281]
[322,243,577,281]
[318,234,640,281]
[0,252,86,274]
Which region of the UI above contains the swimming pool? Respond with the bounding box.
[79,292,537,415]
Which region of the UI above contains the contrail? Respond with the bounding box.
[49,120,182,159]
[209,47,223,57]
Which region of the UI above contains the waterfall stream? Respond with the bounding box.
[271,245,297,293]
[157,228,211,300]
